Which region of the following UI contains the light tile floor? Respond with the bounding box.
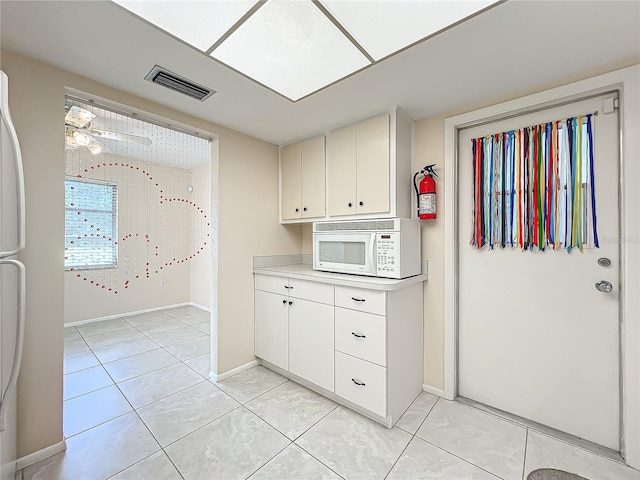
[21,306,640,480]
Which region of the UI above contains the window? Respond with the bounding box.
[65,178,118,270]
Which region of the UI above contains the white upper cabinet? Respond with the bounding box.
[280,135,326,221]
[280,108,413,223]
[331,113,390,216]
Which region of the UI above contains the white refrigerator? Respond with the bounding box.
[0,70,26,480]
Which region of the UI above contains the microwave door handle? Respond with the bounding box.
[0,75,26,258]
[369,235,376,272]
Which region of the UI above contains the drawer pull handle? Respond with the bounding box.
[284,285,293,289]
[351,378,366,387]
[351,332,366,338]
[351,297,365,303]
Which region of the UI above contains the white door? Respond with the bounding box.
[457,94,620,450]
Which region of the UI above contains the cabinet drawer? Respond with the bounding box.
[335,308,386,366]
[289,278,334,305]
[335,286,386,315]
[335,352,386,417]
[255,274,290,295]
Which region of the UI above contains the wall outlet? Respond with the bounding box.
[160,280,166,287]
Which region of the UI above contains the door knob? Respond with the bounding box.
[595,280,613,293]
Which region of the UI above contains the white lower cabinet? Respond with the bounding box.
[289,298,334,391]
[254,272,424,427]
[254,290,288,370]
[335,351,387,417]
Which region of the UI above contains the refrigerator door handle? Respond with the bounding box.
[0,259,25,431]
[0,71,26,259]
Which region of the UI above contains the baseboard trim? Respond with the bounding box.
[423,384,445,397]
[209,360,259,382]
[64,302,193,327]
[16,440,67,470]
[188,302,210,312]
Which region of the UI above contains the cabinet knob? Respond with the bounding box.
[348,203,352,207]
[295,208,299,212]
[303,207,307,212]
[359,201,364,206]
[288,301,293,305]
[282,299,287,305]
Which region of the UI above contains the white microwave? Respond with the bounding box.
[313,218,421,279]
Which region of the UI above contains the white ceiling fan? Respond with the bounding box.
[65,105,152,155]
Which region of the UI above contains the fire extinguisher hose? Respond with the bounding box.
[413,170,421,216]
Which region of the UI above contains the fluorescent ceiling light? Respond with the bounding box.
[113,0,259,51]
[320,0,498,61]
[112,0,500,101]
[211,0,370,101]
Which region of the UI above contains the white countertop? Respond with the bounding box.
[253,263,427,291]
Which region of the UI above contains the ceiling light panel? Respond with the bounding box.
[112,0,259,51]
[320,0,499,61]
[211,0,370,101]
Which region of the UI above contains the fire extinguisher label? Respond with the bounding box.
[419,193,436,214]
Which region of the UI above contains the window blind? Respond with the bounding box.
[65,178,118,270]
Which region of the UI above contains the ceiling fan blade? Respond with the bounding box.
[90,129,152,145]
[88,136,112,155]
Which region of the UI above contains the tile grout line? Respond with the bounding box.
[382,433,414,480]
[399,395,440,436]
[386,395,444,480]
[457,397,628,466]
[416,436,507,479]
[244,440,294,480]
[293,441,347,480]
[59,309,209,479]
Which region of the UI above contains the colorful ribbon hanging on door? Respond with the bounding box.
[470,114,599,252]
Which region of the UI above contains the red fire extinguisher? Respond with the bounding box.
[414,164,438,220]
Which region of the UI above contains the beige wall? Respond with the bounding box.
[216,130,302,372]
[414,118,447,389]
[1,50,302,458]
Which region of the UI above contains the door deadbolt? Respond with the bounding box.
[595,280,613,293]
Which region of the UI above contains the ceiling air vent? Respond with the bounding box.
[144,66,215,102]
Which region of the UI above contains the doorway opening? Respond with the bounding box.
[61,96,219,439]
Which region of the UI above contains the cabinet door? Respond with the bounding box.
[281,142,302,220]
[289,298,334,391]
[301,136,326,218]
[327,125,357,217]
[255,290,288,370]
[356,114,390,215]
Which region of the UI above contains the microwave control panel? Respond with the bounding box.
[376,233,400,275]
